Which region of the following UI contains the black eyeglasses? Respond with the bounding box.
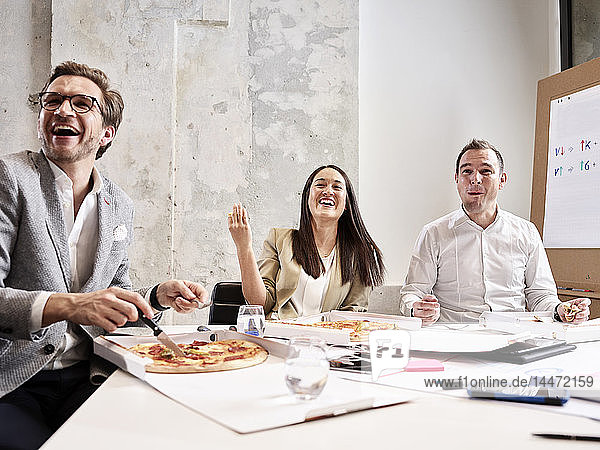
[38,92,99,114]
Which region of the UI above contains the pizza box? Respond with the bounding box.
[93,330,289,381]
[264,310,421,346]
[479,312,600,343]
[93,330,415,433]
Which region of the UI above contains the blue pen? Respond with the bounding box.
[468,387,569,406]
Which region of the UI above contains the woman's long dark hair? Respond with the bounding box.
[291,165,385,287]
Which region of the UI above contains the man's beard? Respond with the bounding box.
[40,131,99,164]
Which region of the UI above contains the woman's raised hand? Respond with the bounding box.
[226,203,266,306]
[227,203,253,251]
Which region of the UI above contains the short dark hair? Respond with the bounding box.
[292,165,385,287]
[455,138,504,175]
[40,61,124,159]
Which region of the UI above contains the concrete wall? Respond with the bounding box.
[359,0,559,284]
[0,0,51,152]
[0,0,358,324]
[1,1,561,319]
[573,0,600,66]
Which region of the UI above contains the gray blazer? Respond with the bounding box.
[0,150,141,396]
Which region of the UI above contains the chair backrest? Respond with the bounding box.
[208,281,247,325]
[368,285,403,315]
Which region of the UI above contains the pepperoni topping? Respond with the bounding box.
[224,354,244,361]
[148,345,165,355]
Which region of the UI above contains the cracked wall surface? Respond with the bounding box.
[1,0,358,324]
[573,0,600,66]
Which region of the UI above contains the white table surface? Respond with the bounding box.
[41,326,600,449]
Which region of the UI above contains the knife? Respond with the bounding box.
[137,309,186,357]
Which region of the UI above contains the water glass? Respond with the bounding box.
[236,304,265,337]
[284,337,329,400]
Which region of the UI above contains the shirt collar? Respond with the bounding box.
[43,150,103,194]
[452,204,503,230]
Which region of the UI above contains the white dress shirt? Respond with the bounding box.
[290,249,336,316]
[400,207,560,322]
[30,157,103,369]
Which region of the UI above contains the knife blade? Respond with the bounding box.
[137,309,186,357]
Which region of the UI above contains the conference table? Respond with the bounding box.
[41,325,600,449]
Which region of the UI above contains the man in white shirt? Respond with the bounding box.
[400,138,591,325]
[0,61,210,449]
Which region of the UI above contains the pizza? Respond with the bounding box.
[280,319,401,342]
[128,339,268,373]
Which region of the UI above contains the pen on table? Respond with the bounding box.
[532,433,600,442]
[557,286,593,292]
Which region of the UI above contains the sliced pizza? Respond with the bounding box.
[128,339,268,373]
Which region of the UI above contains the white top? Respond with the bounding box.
[400,207,560,322]
[290,249,336,316]
[30,157,102,369]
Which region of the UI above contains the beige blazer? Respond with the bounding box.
[258,228,370,319]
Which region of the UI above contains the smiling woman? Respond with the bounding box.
[228,165,385,320]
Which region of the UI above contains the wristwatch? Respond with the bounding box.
[149,284,169,311]
[553,303,562,322]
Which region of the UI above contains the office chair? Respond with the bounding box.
[208,281,247,325]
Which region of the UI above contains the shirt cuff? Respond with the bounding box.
[30,291,54,332]
[400,293,420,317]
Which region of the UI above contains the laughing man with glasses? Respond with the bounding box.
[0,61,212,450]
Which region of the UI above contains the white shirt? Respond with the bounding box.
[290,249,336,316]
[400,207,560,322]
[30,157,103,369]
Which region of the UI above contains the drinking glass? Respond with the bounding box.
[284,337,329,400]
[236,305,265,337]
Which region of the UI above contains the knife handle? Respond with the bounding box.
[137,308,161,337]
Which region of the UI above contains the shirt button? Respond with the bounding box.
[43,344,55,355]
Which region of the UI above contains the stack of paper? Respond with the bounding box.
[479,312,600,343]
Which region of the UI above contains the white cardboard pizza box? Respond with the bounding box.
[93,330,290,381]
[264,310,421,346]
[264,322,352,345]
[93,330,415,433]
